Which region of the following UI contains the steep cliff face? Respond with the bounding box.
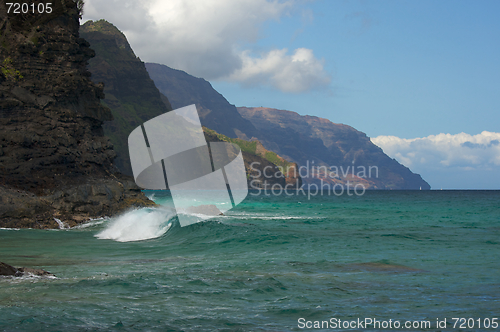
[80,20,172,175]
[145,63,260,140]
[80,22,297,188]
[238,107,431,190]
[0,1,154,228]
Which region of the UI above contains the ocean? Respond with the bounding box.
[1,190,499,331]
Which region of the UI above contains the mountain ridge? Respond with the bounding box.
[145,63,260,140]
[145,60,429,189]
[81,21,299,188]
[238,107,430,190]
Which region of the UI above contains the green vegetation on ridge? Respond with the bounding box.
[203,127,293,170]
[203,127,257,154]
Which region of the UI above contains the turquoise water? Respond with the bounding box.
[1,191,499,331]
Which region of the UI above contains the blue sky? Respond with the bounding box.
[83,0,500,189]
[212,0,500,139]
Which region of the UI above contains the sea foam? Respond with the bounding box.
[95,207,175,242]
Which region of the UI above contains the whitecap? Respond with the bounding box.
[71,218,107,229]
[95,207,175,242]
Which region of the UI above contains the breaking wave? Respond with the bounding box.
[95,207,176,242]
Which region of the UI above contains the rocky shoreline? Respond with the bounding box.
[0,177,154,229]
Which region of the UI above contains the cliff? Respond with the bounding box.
[81,21,298,188]
[80,20,172,176]
[145,62,260,140]
[238,107,430,190]
[0,1,154,229]
[143,61,429,189]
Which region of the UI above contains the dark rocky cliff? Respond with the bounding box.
[80,20,172,176]
[81,21,299,188]
[0,0,154,229]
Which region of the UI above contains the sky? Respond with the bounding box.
[82,0,500,189]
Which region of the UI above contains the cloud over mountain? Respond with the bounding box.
[227,48,330,93]
[82,0,330,93]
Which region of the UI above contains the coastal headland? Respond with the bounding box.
[0,1,154,229]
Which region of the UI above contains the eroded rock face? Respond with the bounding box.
[0,1,154,228]
[0,179,151,228]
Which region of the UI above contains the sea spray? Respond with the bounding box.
[95,207,176,242]
[54,218,68,229]
[71,218,106,229]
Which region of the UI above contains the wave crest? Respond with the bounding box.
[95,207,175,242]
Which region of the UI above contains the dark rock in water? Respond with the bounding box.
[0,262,18,276]
[0,1,154,228]
[0,262,55,277]
[16,267,55,277]
[185,205,224,216]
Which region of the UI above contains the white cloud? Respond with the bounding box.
[82,0,330,93]
[82,0,154,34]
[371,131,500,170]
[227,48,331,93]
